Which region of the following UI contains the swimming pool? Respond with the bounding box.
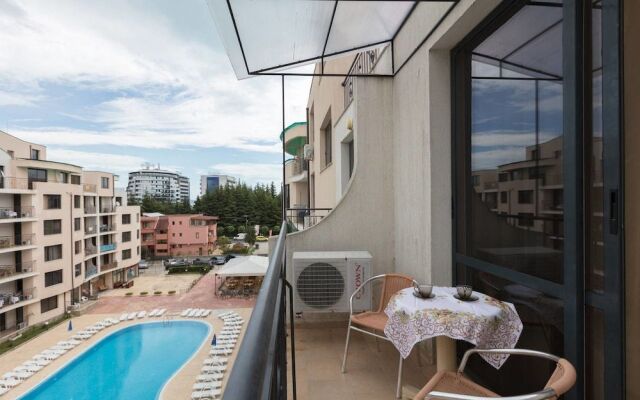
[19,321,210,400]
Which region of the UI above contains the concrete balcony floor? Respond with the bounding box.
[289,321,436,400]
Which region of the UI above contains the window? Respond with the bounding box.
[122,214,131,224]
[179,233,182,237]
[44,219,62,235]
[122,249,131,260]
[71,175,81,184]
[137,229,140,239]
[172,221,175,225]
[179,221,182,225]
[122,231,131,242]
[44,270,63,287]
[74,195,81,208]
[30,148,39,160]
[196,232,200,239]
[137,246,140,255]
[518,190,534,204]
[518,213,535,227]
[28,168,47,189]
[44,244,62,261]
[322,122,332,167]
[40,295,58,313]
[498,173,509,182]
[59,172,69,183]
[74,240,81,254]
[74,217,81,231]
[44,194,61,209]
[101,177,109,189]
[500,191,508,204]
[74,263,81,277]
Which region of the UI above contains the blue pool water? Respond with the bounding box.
[19,321,209,400]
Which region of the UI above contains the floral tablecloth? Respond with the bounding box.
[384,286,523,368]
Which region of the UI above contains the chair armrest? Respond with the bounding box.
[427,388,557,400]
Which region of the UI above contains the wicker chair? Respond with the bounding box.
[341,273,417,399]
[416,348,576,399]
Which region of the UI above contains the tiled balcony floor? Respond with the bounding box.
[289,322,436,400]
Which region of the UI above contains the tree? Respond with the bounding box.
[272,225,281,235]
[260,226,269,236]
[217,236,231,248]
[237,225,246,233]
[245,228,256,245]
[225,225,236,236]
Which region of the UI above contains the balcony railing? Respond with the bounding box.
[342,48,380,107]
[85,264,98,279]
[100,205,115,213]
[223,221,293,400]
[83,183,97,193]
[100,243,117,252]
[286,158,308,177]
[0,177,30,190]
[100,224,116,233]
[0,206,35,219]
[285,208,332,231]
[84,205,97,214]
[0,233,35,249]
[0,287,36,309]
[85,245,97,256]
[101,262,118,272]
[85,224,97,235]
[0,261,36,279]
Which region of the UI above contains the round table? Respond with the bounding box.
[384,286,523,370]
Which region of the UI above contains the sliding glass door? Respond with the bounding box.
[452,1,623,399]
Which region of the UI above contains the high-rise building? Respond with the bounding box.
[0,130,141,337]
[127,164,190,203]
[199,174,237,196]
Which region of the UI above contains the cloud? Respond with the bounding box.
[46,148,147,174]
[209,163,282,185]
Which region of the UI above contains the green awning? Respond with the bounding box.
[279,121,307,141]
[284,136,307,156]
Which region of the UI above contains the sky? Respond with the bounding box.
[0,0,311,199]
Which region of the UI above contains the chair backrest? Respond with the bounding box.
[544,358,576,398]
[376,274,415,313]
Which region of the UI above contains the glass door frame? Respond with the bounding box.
[450,1,624,399]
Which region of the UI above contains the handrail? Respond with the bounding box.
[223,221,289,400]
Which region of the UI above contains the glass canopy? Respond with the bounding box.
[207,0,455,79]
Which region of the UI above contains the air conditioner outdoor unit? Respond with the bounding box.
[292,251,371,313]
[303,144,314,161]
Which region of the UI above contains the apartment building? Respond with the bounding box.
[199,174,237,196]
[214,1,639,399]
[126,164,190,203]
[0,131,141,339]
[140,214,217,258]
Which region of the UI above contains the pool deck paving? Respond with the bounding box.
[0,270,255,399]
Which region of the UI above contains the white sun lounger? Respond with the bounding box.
[73,333,92,340]
[189,309,199,318]
[119,313,128,321]
[193,381,222,390]
[148,309,158,317]
[127,312,136,320]
[196,373,224,382]
[25,359,49,367]
[217,311,233,317]
[137,311,147,318]
[0,386,8,396]
[181,309,192,317]
[15,364,42,373]
[157,308,167,316]
[202,357,228,365]
[201,365,227,373]
[34,353,59,361]
[0,377,21,388]
[202,309,211,317]
[209,349,232,356]
[191,389,221,399]
[11,370,33,380]
[192,309,202,317]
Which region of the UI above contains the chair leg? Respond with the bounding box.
[341,321,352,373]
[396,355,403,399]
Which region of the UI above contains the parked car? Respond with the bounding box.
[164,258,189,268]
[225,254,236,262]
[233,233,246,241]
[139,259,149,269]
[190,258,208,265]
[209,256,227,266]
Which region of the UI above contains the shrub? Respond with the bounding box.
[217,236,231,247]
[272,225,281,235]
[168,290,176,295]
[225,225,236,236]
[237,225,246,233]
[154,291,162,295]
[260,226,269,236]
[167,265,211,275]
[140,291,148,296]
[125,292,133,296]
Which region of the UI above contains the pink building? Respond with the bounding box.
[141,214,217,258]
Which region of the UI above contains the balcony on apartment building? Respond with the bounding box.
[100,204,115,213]
[85,244,98,257]
[83,183,97,193]
[0,177,31,191]
[99,223,117,233]
[0,233,35,252]
[85,222,98,235]
[84,204,97,214]
[100,243,117,253]
[285,207,332,231]
[100,261,118,273]
[0,206,35,220]
[284,158,308,182]
[85,263,98,279]
[0,261,36,283]
[0,287,36,310]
